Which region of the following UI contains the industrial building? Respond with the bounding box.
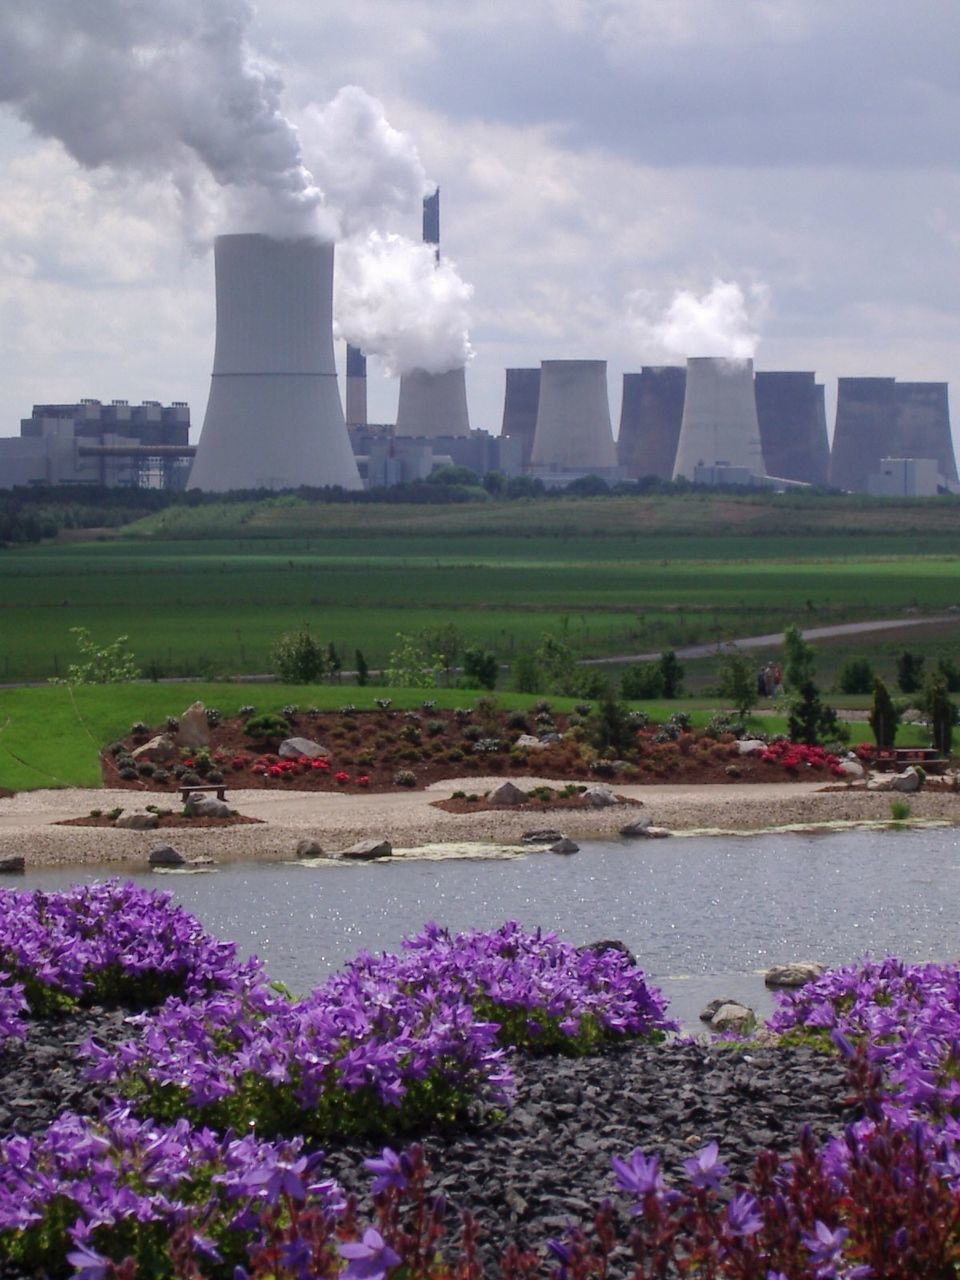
[188,233,362,492]
[828,377,957,493]
[394,367,471,438]
[500,368,540,467]
[673,357,765,481]
[754,371,830,486]
[0,400,192,489]
[617,366,686,481]
[529,359,621,484]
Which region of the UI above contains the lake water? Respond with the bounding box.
[17,824,960,1032]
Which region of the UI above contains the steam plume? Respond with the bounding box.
[629,278,769,361]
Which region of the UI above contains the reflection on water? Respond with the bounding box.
[17,825,960,1033]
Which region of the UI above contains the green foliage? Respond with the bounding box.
[936,655,960,693]
[461,646,499,690]
[509,648,541,694]
[425,464,482,487]
[923,676,956,756]
[325,641,342,682]
[658,650,684,700]
[869,677,899,750]
[620,661,664,700]
[56,627,140,686]
[588,687,635,753]
[788,680,847,746]
[896,649,925,694]
[717,648,756,719]
[838,657,875,695]
[384,633,441,688]
[270,629,326,684]
[418,623,464,679]
[783,624,816,689]
[243,712,291,741]
[890,798,912,821]
[534,633,580,696]
[354,648,369,686]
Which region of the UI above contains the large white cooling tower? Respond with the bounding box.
[530,360,616,469]
[189,234,361,491]
[672,357,765,480]
[395,367,471,438]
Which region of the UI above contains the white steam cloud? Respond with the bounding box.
[629,279,769,361]
[335,233,474,375]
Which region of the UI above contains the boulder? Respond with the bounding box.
[710,1002,756,1034]
[699,997,742,1023]
[837,759,865,780]
[891,767,922,793]
[514,734,548,750]
[644,827,671,839]
[521,829,565,844]
[736,739,766,755]
[489,781,528,806]
[186,797,232,818]
[296,837,324,859]
[866,773,893,792]
[148,844,185,867]
[279,737,330,760]
[549,838,579,855]
[765,962,825,988]
[176,702,210,749]
[581,785,617,808]
[0,855,25,875]
[578,939,637,965]
[114,812,159,830]
[339,838,392,860]
[131,734,177,764]
[619,816,653,837]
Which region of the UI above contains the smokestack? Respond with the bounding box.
[829,377,898,492]
[395,367,471,437]
[501,368,540,467]
[530,360,616,470]
[345,344,367,428]
[423,187,440,261]
[189,234,361,491]
[895,382,957,483]
[617,366,686,480]
[754,371,829,485]
[672,357,764,480]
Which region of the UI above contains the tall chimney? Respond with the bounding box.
[895,382,957,483]
[345,344,367,428]
[189,234,361,491]
[501,368,540,466]
[754,370,829,485]
[829,377,898,491]
[617,366,686,480]
[672,357,764,480]
[423,187,440,262]
[530,360,616,470]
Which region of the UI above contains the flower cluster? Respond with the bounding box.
[0,881,261,1032]
[250,754,331,780]
[759,738,843,773]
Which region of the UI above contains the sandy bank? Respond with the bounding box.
[0,777,957,867]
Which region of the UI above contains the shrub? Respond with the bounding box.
[205,707,221,726]
[400,724,422,745]
[869,677,899,750]
[152,769,169,785]
[717,648,756,719]
[271,630,326,684]
[393,769,416,787]
[659,650,684,699]
[137,761,155,777]
[164,715,180,731]
[462,724,483,741]
[118,767,138,781]
[426,718,446,736]
[461,646,499,690]
[923,676,956,756]
[788,681,847,746]
[244,713,291,741]
[620,662,664,699]
[890,798,911,821]
[180,771,200,786]
[129,721,150,736]
[838,656,875,695]
[896,649,925,693]
[238,705,256,718]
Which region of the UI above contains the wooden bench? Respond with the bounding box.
[873,747,948,774]
[180,783,228,803]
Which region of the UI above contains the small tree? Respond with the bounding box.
[418,624,464,684]
[589,686,634,753]
[271,630,326,684]
[868,677,899,750]
[58,627,140,685]
[461,647,499,691]
[788,680,847,746]
[326,642,342,684]
[658,650,684,700]
[384,633,440,688]
[717,648,757,721]
[923,676,956,757]
[510,649,541,694]
[783,624,815,690]
[896,650,925,694]
[838,657,875,695]
[535,633,579,696]
[620,662,664,700]
[354,649,369,687]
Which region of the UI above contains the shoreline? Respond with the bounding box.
[1,776,958,867]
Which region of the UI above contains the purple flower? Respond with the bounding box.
[611,1148,664,1204]
[65,1240,110,1280]
[338,1226,401,1280]
[683,1140,728,1190]
[802,1219,848,1267]
[726,1192,763,1237]
[363,1147,410,1195]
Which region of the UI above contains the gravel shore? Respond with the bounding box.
[0,778,957,867]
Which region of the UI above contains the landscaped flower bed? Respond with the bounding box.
[4,881,960,1276]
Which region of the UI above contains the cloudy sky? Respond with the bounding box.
[1,0,959,450]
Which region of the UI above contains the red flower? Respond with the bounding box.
[357,775,370,787]
[335,770,350,785]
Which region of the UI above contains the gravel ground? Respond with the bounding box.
[0,1008,856,1274]
[1,778,957,867]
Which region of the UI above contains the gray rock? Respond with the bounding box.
[765,962,825,989]
[176,701,210,749]
[113,812,159,830]
[549,838,579,855]
[339,838,392,860]
[514,734,548,750]
[489,781,528,806]
[891,766,922,793]
[578,939,637,965]
[710,1002,756,1034]
[866,773,893,792]
[644,826,671,838]
[736,739,766,755]
[186,797,232,818]
[296,837,324,859]
[148,844,185,866]
[279,737,330,760]
[700,997,743,1023]
[581,785,616,808]
[619,816,653,837]
[521,829,565,844]
[838,759,865,780]
[538,732,562,743]
[0,855,25,874]
[131,734,177,764]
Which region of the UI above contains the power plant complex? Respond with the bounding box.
[1,193,956,494]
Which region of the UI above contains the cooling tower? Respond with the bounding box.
[395,367,471,438]
[189,234,361,491]
[828,377,898,492]
[672,357,764,481]
[754,371,829,485]
[530,360,616,470]
[895,382,957,483]
[345,344,367,428]
[500,368,540,466]
[617,366,686,480]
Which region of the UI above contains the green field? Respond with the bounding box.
[2,493,960,683]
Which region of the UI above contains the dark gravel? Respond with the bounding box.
[0,1011,857,1273]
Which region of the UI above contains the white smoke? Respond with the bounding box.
[335,233,474,375]
[629,279,769,361]
[0,0,332,238]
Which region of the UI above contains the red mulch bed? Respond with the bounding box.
[56,814,264,829]
[101,705,839,797]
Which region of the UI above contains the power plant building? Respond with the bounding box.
[188,233,361,492]
[895,382,957,484]
[754,370,830,486]
[345,344,368,429]
[673,357,765,481]
[500,368,540,467]
[529,360,617,479]
[617,366,686,481]
[395,367,471,438]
